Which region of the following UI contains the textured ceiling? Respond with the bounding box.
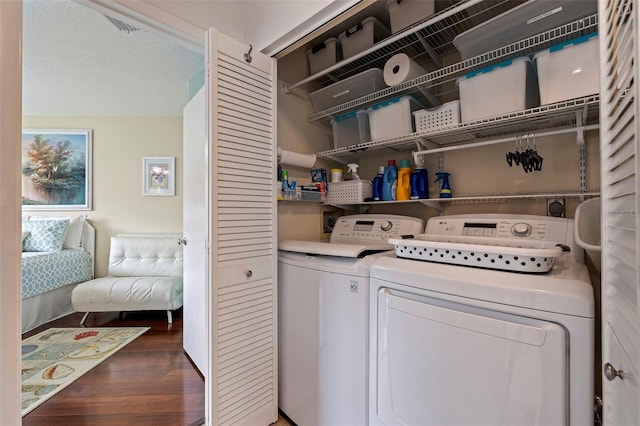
[22,0,204,117]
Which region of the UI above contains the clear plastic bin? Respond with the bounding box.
[534,33,599,105]
[386,0,435,34]
[309,68,386,113]
[457,57,539,122]
[306,37,339,76]
[367,95,422,141]
[338,17,390,59]
[453,0,597,60]
[331,109,371,149]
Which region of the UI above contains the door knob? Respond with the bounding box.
[604,362,624,381]
[177,237,187,246]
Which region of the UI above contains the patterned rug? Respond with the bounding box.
[21,327,149,416]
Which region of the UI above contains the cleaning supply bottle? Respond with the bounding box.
[372,166,384,201]
[347,163,360,180]
[434,172,452,198]
[410,161,429,200]
[397,159,412,200]
[382,160,398,201]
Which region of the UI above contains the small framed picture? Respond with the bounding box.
[142,157,175,196]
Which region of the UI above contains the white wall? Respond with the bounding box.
[23,116,183,277]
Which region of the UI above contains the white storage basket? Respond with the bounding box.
[413,100,461,132]
[325,180,373,203]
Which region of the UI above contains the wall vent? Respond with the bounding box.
[104,15,140,33]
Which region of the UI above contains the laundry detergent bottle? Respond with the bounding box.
[410,164,429,200]
[397,159,412,200]
[382,160,398,201]
[372,166,384,201]
[434,172,452,198]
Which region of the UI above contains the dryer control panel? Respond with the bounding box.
[330,214,425,245]
[425,214,574,247]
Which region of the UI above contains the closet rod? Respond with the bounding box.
[413,124,600,162]
[283,0,484,93]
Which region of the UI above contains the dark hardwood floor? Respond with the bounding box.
[22,309,205,426]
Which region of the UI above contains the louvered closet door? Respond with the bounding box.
[598,0,640,423]
[207,28,277,426]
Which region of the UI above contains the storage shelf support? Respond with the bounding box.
[576,109,588,199]
[415,32,442,68]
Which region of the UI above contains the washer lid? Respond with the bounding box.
[279,240,390,258]
[371,256,594,318]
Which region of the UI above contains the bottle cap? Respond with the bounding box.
[387,159,396,166]
[378,166,385,173]
[400,159,411,168]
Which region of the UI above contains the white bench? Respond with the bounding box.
[71,235,183,325]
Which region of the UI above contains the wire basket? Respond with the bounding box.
[324,180,372,203]
[413,100,461,132]
[388,234,565,273]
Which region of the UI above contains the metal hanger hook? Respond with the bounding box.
[244,44,253,63]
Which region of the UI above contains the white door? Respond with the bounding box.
[206,28,278,426]
[183,86,208,376]
[598,0,640,424]
[374,287,567,426]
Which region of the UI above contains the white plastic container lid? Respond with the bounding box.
[533,32,598,59]
[457,56,531,83]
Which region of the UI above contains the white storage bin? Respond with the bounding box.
[331,109,371,149]
[413,100,461,132]
[457,57,539,122]
[386,0,435,34]
[306,37,339,76]
[325,180,373,203]
[453,0,597,60]
[309,68,386,113]
[338,17,390,59]
[367,95,422,140]
[534,33,599,105]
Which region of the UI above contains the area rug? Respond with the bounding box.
[21,327,149,416]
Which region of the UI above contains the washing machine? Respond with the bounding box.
[368,214,595,426]
[278,214,425,426]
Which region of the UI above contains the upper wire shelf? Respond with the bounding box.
[308,11,599,121]
[315,94,600,158]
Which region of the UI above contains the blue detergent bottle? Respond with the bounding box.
[410,168,429,199]
[372,166,385,201]
[382,160,398,201]
[434,172,452,198]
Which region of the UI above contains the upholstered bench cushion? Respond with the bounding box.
[71,276,183,312]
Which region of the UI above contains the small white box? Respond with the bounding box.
[534,34,599,105]
[338,17,390,59]
[367,95,422,141]
[413,100,461,132]
[457,57,539,122]
[331,109,371,149]
[306,37,339,76]
[386,0,435,34]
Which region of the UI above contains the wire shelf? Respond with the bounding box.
[308,11,598,121]
[315,94,600,158]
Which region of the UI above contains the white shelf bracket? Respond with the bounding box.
[417,86,440,107]
[575,109,587,199]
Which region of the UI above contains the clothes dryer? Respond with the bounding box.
[278,214,424,426]
[369,214,594,426]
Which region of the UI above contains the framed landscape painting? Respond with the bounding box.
[21,129,92,210]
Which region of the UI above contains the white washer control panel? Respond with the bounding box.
[425,214,573,247]
[330,214,425,245]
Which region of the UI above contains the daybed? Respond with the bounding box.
[21,216,95,333]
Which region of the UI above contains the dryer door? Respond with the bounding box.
[374,287,568,426]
